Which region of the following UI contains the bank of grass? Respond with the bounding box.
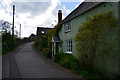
[54,52,103,79]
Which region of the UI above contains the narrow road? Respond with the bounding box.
[2,42,82,78]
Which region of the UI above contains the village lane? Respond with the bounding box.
[2,42,83,78]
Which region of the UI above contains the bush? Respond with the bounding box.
[34,35,48,51]
[60,55,71,69]
[44,49,52,58]
[53,52,102,78]
[54,52,82,74]
[74,11,118,68]
[54,52,65,63]
[2,32,17,54]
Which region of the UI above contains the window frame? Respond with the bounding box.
[66,40,72,54]
[65,21,71,32]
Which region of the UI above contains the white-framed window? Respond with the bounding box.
[66,40,72,54]
[66,22,71,32]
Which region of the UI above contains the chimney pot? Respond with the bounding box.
[58,10,62,13]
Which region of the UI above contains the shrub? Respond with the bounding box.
[54,52,82,74]
[2,32,17,54]
[74,11,118,68]
[53,52,102,78]
[43,48,49,52]
[54,52,65,63]
[33,35,48,51]
[44,49,52,58]
[33,41,39,47]
[60,55,71,69]
[47,23,61,48]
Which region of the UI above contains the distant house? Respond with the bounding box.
[36,27,53,36]
[52,2,119,77]
[29,33,36,39]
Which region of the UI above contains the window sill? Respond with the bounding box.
[65,30,71,33]
[65,52,72,54]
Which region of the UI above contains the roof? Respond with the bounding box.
[37,27,53,35]
[61,2,101,24]
[52,35,61,42]
[37,27,53,29]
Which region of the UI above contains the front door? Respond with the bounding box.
[56,42,59,53]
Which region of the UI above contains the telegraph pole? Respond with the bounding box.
[19,24,21,38]
[12,5,15,48]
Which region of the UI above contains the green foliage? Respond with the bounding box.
[15,38,33,47]
[33,35,52,58]
[47,29,54,47]
[54,52,65,63]
[2,32,15,54]
[54,52,101,78]
[47,23,61,47]
[54,23,62,34]
[39,36,48,51]
[2,31,33,55]
[33,23,61,57]
[44,49,52,58]
[54,52,82,74]
[34,35,48,51]
[33,40,39,47]
[33,36,40,48]
[74,11,118,67]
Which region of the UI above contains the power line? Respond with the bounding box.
[0,0,20,20]
[0,0,13,21]
[1,0,14,14]
[0,0,23,29]
[1,0,12,12]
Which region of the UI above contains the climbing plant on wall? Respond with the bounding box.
[74,11,118,68]
[47,23,61,48]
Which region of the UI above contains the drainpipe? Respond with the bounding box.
[52,42,53,58]
[54,42,56,56]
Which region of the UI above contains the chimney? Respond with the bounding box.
[58,10,62,23]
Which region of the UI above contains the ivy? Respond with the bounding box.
[74,11,118,68]
[47,23,61,47]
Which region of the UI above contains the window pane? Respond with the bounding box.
[68,22,70,30]
[66,24,67,31]
[66,40,68,52]
[66,40,68,51]
[71,41,72,52]
[66,22,71,31]
[69,41,70,52]
[70,41,71,51]
[67,24,69,30]
[68,41,69,51]
[66,40,72,52]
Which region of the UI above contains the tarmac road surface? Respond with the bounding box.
[2,42,83,79]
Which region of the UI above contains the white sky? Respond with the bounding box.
[0,0,85,38]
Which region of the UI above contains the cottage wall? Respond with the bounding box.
[59,2,119,77]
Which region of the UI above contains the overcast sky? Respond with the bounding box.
[0,0,84,38]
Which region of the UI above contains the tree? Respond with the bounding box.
[74,11,118,69]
